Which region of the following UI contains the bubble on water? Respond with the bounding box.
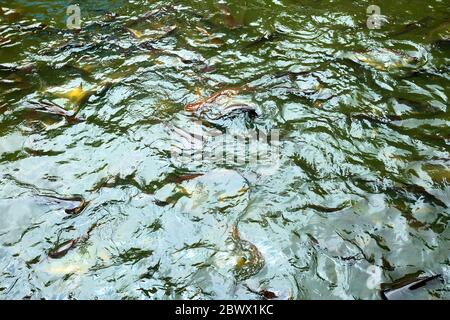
[366,265,383,290]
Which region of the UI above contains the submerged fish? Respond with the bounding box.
[216,3,241,29]
[245,31,281,48]
[126,24,176,41]
[125,7,171,28]
[59,83,93,105]
[48,223,98,259]
[381,274,443,300]
[185,88,258,121]
[342,48,425,71]
[39,194,89,215]
[425,20,450,43]
[231,225,265,281]
[13,193,90,218]
[244,285,293,300]
[48,239,78,259]
[390,16,433,37]
[422,163,450,184]
[24,100,84,122]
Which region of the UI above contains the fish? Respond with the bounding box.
[395,182,448,208]
[125,6,173,28]
[433,39,450,50]
[38,194,89,215]
[48,239,78,259]
[216,3,241,29]
[381,274,443,300]
[24,100,84,122]
[62,83,92,105]
[185,87,258,121]
[245,31,280,48]
[231,225,265,281]
[342,48,424,72]
[422,163,450,184]
[425,20,450,43]
[126,24,176,41]
[167,173,204,184]
[354,178,448,209]
[208,104,258,120]
[63,198,88,215]
[126,27,144,39]
[48,223,98,259]
[301,203,350,213]
[195,26,212,37]
[389,16,433,37]
[0,63,34,75]
[245,285,278,300]
[185,89,241,112]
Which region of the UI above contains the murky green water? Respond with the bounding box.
[0,0,449,299]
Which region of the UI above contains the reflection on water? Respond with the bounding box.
[0,0,449,299]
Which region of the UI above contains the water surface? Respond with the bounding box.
[0,0,449,299]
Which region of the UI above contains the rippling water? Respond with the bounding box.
[0,0,449,299]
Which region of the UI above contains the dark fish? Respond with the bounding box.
[381,274,443,300]
[19,22,47,32]
[433,39,450,50]
[47,223,98,259]
[207,104,258,120]
[199,65,216,73]
[355,178,448,209]
[351,113,403,125]
[39,195,88,215]
[185,88,241,112]
[154,199,170,207]
[48,239,78,259]
[167,173,204,184]
[65,199,88,215]
[0,63,34,76]
[246,31,280,48]
[390,16,433,37]
[126,24,176,40]
[217,3,241,29]
[245,285,278,300]
[353,112,449,149]
[185,87,257,120]
[425,20,450,43]
[396,182,448,208]
[25,100,84,122]
[125,6,173,28]
[302,203,349,213]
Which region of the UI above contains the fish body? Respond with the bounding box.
[231,225,265,281]
[343,48,424,71]
[25,100,84,122]
[381,274,443,300]
[185,88,258,121]
[48,239,78,259]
